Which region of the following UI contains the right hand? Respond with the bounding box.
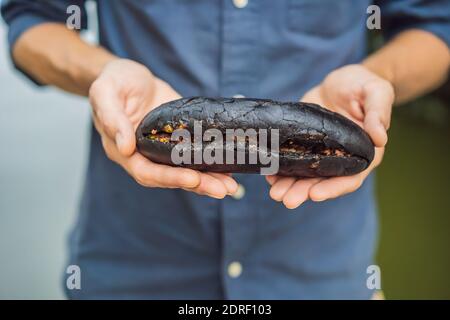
[89,59,238,198]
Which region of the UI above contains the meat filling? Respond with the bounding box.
[279,139,351,158]
[146,131,352,158]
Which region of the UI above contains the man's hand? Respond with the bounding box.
[266,64,394,209]
[89,59,238,198]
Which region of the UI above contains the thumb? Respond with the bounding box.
[112,114,135,157]
[300,86,321,103]
[361,80,394,147]
[90,84,136,157]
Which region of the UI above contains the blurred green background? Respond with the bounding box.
[371,32,450,299]
[376,94,450,299]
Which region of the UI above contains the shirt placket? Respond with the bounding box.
[219,0,261,98]
[220,177,262,299]
[219,1,262,299]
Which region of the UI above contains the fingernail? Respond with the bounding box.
[376,116,387,131]
[310,193,325,202]
[208,193,224,200]
[377,121,388,145]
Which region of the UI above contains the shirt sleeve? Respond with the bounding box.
[1,0,88,85]
[376,0,450,48]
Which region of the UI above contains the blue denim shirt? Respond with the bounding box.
[2,0,450,299]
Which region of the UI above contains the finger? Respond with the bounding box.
[265,175,280,186]
[301,89,316,102]
[90,83,135,156]
[282,178,321,209]
[269,177,297,201]
[186,173,229,199]
[349,99,365,122]
[128,155,201,189]
[362,81,394,147]
[308,175,364,202]
[300,86,322,104]
[310,146,385,201]
[154,78,183,103]
[364,109,388,148]
[99,133,120,163]
[207,173,239,195]
[97,104,135,156]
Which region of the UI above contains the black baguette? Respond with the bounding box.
[136,97,375,177]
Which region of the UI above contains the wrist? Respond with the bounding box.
[362,53,393,79]
[362,58,396,96]
[67,45,117,95]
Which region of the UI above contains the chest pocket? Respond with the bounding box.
[287,0,363,38]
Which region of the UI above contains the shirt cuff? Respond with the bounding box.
[7,13,64,85]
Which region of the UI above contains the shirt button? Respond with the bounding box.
[233,94,245,98]
[228,262,243,278]
[233,0,248,9]
[232,184,245,200]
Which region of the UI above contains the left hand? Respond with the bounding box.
[89,59,238,198]
[266,64,394,209]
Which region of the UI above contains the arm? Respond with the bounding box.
[364,29,450,104]
[268,29,449,209]
[12,23,115,96]
[10,23,238,198]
